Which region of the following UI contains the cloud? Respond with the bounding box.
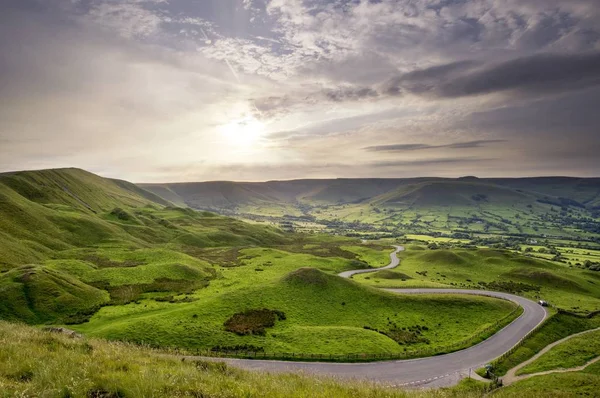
[2,0,600,181]
[364,140,506,152]
[383,51,600,99]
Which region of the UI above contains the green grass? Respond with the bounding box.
[72,266,517,356]
[496,361,600,397]
[355,247,600,313]
[0,265,109,324]
[0,320,493,398]
[492,312,600,376]
[516,329,600,375]
[340,245,394,268]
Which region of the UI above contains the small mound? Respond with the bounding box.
[282,267,333,287]
[373,270,412,280]
[504,268,587,292]
[0,265,109,324]
[420,250,467,266]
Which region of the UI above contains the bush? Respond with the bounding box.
[224,309,286,336]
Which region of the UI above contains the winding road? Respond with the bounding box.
[201,246,549,388]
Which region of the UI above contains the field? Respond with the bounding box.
[491,312,600,376]
[516,329,600,375]
[0,168,519,359]
[0,321,488,398]
[71,249,517,356]
[353,246,600,313]
[495,361,600,397]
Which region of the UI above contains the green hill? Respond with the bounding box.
[369,181,532,207]
[141,177,600,210]
[0,265,109,324]
[0,168,287,324]
[73,267,516,355]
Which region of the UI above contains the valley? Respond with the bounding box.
[1,168,600,397]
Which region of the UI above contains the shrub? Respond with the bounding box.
[224,309,286,336]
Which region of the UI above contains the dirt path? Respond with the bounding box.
[503,327,600,385]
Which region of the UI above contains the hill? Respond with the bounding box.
[141,177,600,240]
[0,168,287,323]
[141,177,600,210]
[74,266,516,355]
[368,180,532,207]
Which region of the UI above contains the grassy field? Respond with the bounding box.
[354,246,600,313]
[1,320,494,398]
[491,312,600,376]
[495,360,600,397]
[72,260,517,356]
[4,168,600,396]
[516,329,600,375]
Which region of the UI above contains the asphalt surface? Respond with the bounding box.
[338,245,403,278]
[201,246,548,388]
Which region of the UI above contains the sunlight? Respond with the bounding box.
[219,116,266,147]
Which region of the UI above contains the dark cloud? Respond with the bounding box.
[365,140,506,152]
[324,86,378,102]
[385,52,600,99]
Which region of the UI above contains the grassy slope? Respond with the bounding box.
[0,168,287,324]
[0,321,593,398]
[517,329,600,375]
[73,265,516,355]
[492,312,600,376]
[1,320,485,398]
[354,247,600,313]
[496,360,600,397]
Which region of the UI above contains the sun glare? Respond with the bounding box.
[219,116,265,147]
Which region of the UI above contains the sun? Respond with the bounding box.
[219,116,266,147]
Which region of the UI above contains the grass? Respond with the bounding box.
[495,360,600,397]
[1,320,494,398]
[72,266,517,356]
[492,312,600,376]
[516,329,600,375]
[354,246,600,313]
[340,245,394,267]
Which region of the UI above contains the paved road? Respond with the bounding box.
[338,245,403,278]
[200,246,548,388]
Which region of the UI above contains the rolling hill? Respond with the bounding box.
[142,177,600,211]
[142,176,600,240]
[0,168,288,323]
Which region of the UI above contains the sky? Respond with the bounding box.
[1,0,600,182]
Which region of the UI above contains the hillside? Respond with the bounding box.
[368,181,533,207]
[142,177,600,210]
[0,320,501,398]
[0,168,287,323]
[142,177,600,240]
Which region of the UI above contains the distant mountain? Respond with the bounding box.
[368,180,533,208]
[142,177,600,211]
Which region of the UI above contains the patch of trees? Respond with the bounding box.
[110,207,131,221]
[211,344,265,353]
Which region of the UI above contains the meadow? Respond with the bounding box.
[71,247,517,356]
[516,328,600,375]
[3,168,600,396]
[354,246,600,313]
